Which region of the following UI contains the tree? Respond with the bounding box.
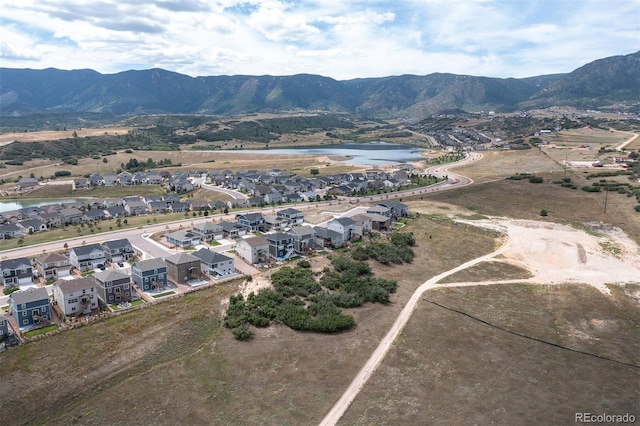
[310,168,320,176]
[103,157,108,163]
[540,209,548,217]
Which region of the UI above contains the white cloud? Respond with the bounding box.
[0,0,637,79]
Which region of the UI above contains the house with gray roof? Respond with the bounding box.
[0,257,33,288]
[69,243,106,271]
[192,222,224,242]
[192,248,236,278]
[0,223,23,239]
[327,217,357,242]
[101,238,134,263]
[131,258,168,292]
[10,287,51,329]
[265,233,295,260]
[287,225,317,254]
[0,313,9,340]
[314,227,344,248]
[93,269,134,304]
[165,230,200,248]
[277,208,304,225]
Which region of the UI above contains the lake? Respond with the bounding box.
[0,198,88,214]
[209,142,425,165]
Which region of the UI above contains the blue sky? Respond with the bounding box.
[1,0,638,79]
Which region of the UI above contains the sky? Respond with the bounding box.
[1,0,638,80]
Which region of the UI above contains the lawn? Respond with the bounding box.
[23,324,59,338]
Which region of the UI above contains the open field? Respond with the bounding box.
[0,127,133,144]
[425,174,640,245]
[339,283,640,425]
[541,127,632,165]
[0,214,500,425]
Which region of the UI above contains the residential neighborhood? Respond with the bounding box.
[0,164,411,346]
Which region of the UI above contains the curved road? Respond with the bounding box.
[319,236,511,426]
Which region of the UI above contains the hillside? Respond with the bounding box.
[1,51,638,118]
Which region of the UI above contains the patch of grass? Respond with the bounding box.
[152,291,176,298]
[23,324,59,338]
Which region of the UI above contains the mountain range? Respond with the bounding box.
[1,51,638,118]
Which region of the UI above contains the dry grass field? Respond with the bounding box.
[339,283,640,425]
[0,127,133,144]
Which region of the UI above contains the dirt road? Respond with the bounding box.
[319,217,640,425]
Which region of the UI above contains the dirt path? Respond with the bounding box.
[319,217,640,425]
[611,129,638,152]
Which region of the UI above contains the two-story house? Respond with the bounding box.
[313,226,344,248]
[0,313,9,339]
[165,252,202,285]
[327,217,357,242]
[9,287,51,329]
[192,248,236,279]
[131,258,168,292]
[287,225,317,254]
[277,208,304,226]
[101,239,134,263]
[191,222,224,242]
[236,212,267,232]
[52,276,98,317]
[0,257,33,288]
[93,270,134,304]
[69,244,106,271]
[265,233,295,260]
[34,253,72,280]
[235,236,269,264]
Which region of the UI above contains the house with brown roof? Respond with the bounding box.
[165,252,202,285]
[52,277,99,316]
[34,252,72,280]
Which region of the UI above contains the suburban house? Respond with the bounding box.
[327,217,357,242]
[165,252,203,285]
[9,287,51,329]
[236,212,267,232]
[0,313,9,339]
[38,212,64,228]
[287,225,317,254]
[263,214,288,230]
[366,205,391,217]
[34,253,72,280]
[52,277,99,317]
[165,230,201,248]
[101,238,134,263]
[69,244,106,271]
[277,208,304,226]
[265,233,295,260]
[124,199,148,216]
[191,222,224,242]
[376,201,409,219]
[0,257,33,288]
[60,207,85,224]
[17,177,39,190]
[219,221,248,238]
[93,269,134,304]
[105,206,127,218]
[192,248,236,278]
[131,258,168,292]
[366,212,393,231]
[17,219,47,234]
[313,226,344,248]
[0,223,23,239]
[350,213,373,236]
[235,236,269,264]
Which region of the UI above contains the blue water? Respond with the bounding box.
[208,142,425,165]
[0,198,87,213]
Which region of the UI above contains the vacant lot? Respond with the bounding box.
[339,283,640,425]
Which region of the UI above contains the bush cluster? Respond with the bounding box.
[351,232,415,265]
[224,255,397,340]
